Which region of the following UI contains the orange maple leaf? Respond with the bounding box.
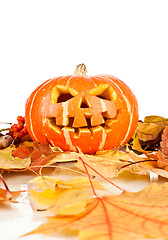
[0,174,23,202]
[0,187,22,202]
[26,182,168,240]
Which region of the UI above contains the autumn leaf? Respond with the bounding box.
[34,148,130,179]
[0,141,57,172]
[0,187,22,203]
[0,140,128,175]
[159,126,168,156]
[124,127,168,178]
[0,146,31,170]
[155,126,168,171]
[137,115,167,143]
[28,176,105,214]
[144,115,168,124]
[12,144,33,159]
[0,174,23,202]
[29,142,79,171]
[75,149,130,179]
[30,142,52,161]
[26,182,168,240]
[129,115,168,153]
[29,175,105,190]
[136,121,162,142]
[10,141,72,171]
[129,133,144,152]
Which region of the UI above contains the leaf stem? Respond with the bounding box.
[79,156,97,196]
[0,174,10,192]
[120,159,157,170]
[78,156,123,192]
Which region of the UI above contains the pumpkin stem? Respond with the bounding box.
[74,63,87,76]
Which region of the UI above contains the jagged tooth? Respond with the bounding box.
[47,118,62,134]
[74,127,92,138]
[102,111,111,118]
[78,128,92,136]
[73,114,88,128]
[91,114,104,127]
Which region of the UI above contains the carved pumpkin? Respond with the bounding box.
[25,64,139,154]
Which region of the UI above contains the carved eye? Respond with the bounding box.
[51,85,78,104]
[89,84,117,101]
[57,93,74,103]
[96,94,107,100]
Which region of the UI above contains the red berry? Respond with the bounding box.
[11,124,18,130]
[18,131,24,138]
[8,116,27,140]
[17,123,24,131]
[21,127,28,135]
[13,132,20,138]
[17,116,25,124]
[12,127,18,133]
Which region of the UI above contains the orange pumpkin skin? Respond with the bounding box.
[25,72,139,154]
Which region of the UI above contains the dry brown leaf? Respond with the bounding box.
[136,122,162,142]
[155,126,168,171]
[12,144,33,159]
[144,115,168,123]
[26,182,168,240]
[130,115,168,153]
[12,141,72,171]
[160,126,168,156]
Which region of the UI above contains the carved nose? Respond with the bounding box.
[80,97,90,109]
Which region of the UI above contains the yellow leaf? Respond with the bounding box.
[30,187,89,214]
[28,176,105,214]
[29,176,105,191]
[131,133,144,152]
[29,187,64,207]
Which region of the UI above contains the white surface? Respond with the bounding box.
[0,1,168,239]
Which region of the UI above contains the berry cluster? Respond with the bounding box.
[7,116,28,140]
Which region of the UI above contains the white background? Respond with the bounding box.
[0,1,168,240]
[0,0,168,124]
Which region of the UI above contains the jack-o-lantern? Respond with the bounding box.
[25,64,139,154]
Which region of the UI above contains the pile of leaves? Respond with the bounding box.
[1,115,168,240]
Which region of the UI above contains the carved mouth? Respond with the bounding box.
[47,110,121,137]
